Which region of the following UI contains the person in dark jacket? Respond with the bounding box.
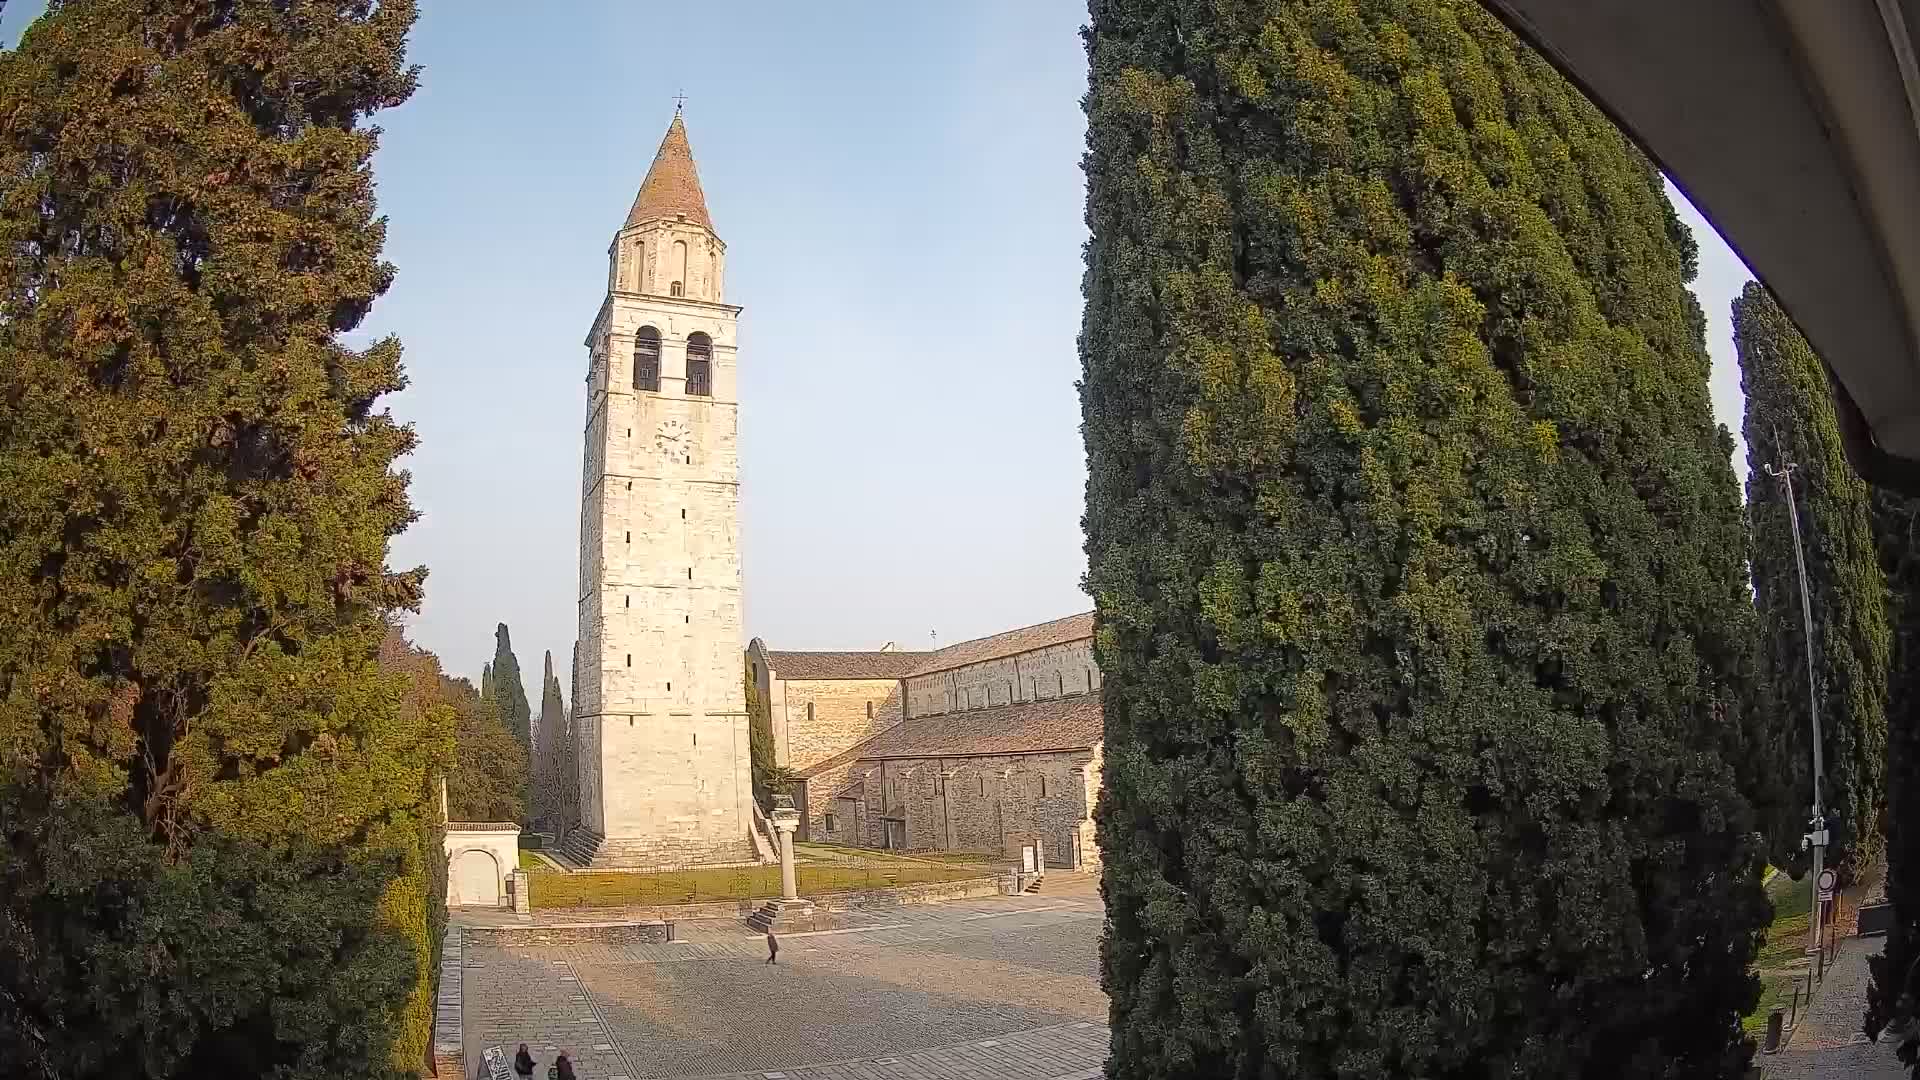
[552,1053,576,1080]
[765,929,779,964]
[513,1044,536,1079]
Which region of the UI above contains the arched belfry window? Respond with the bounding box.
[634,326,661,392]
[686,332,713,397]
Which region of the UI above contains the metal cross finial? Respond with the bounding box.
[673,90,687,113]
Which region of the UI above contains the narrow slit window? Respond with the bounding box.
[979,776,986,797]
[866,701,873,719]
[1040,775,1049,798]
[625,655,631,667]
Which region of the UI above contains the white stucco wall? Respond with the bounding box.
[445,824,519,909]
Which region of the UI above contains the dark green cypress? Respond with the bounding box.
[0,1,445,1076]
[488,623,532,748]
[1735,281,1889,878]
[1080,1,1777,1076]
[1868,491,1920,1065]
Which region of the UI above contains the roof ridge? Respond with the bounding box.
[927,610,1094,654]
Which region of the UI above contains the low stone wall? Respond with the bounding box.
[466,921,674,947]
[531,875,1005,920]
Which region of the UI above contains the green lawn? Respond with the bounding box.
[526,850,993,909]
[1744,870,1815,1034]
[518,849,544,872]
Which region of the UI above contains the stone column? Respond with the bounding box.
[772,805,801,901]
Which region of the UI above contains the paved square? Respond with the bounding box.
[463,887,1110,1079]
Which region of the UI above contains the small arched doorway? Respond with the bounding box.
[450,848,501,907]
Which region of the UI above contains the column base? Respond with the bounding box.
[746,897,817,933]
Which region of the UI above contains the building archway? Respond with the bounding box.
[449,847,502,907]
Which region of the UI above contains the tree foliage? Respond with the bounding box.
[1868,492,1920,1070]
[0,1,444,1076]
[1080,1,1781,1076]
[445,673,526,825]
[487,623,532,748]
[745,656,789,809]
[1735,281,1889,877]
[530,650,569,834]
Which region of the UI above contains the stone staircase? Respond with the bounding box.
[747,801,780,865]
[746,896,818,933]
[554,827,605,869]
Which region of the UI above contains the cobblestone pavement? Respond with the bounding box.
[1762,936,1906,1080]
[464,892,1110,1079]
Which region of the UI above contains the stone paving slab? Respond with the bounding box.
[684,1022,1108,1080]
[1761,935,1907,1079]
[464,892,1108,1079]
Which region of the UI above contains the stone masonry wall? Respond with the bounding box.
[776,678,904,773]
[578,215,750,857]
[844,750,1098,869]
[904,639,1100,718]
[801,755,860,843]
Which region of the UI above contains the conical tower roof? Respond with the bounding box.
[625,113,714,232]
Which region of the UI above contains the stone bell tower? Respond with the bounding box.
[565,110,753,868]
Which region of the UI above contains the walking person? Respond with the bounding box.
[549,1053,576,1080]
[765,928,779,965]
[513,1043,536,1080]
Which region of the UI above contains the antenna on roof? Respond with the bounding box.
[930,630,938,649]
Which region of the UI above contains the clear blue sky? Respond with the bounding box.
[0,2,1756,699]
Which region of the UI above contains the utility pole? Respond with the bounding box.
[1763,434,1828,965]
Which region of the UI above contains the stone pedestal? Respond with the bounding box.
[771,801,801,901]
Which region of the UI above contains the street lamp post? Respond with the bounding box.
[1763,442,1827,965]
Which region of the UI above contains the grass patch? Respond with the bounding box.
[1743,870,1816,1033]
[518,849,544,872]
[1744,971,1796,1034]
[528,858,987,909]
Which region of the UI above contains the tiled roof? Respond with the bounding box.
[765,650,928,681]
[800,694,1102,778]
[625,113,714,232]
[909,612,1095,676]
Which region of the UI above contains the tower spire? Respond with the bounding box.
[625,112,713,233]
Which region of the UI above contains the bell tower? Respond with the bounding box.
[567,110,752,868]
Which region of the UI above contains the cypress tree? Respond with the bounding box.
[1080,2,1779,1076]
[488,623,532,747]
[1735,281,1890,878]
[1868,491,1920,1063]
[532,650,565,831]
[0,2,445,1076]
[561,642,581,837]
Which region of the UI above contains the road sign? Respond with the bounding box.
[1817,868,1837,901]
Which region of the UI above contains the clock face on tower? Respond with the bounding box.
[655,418,691,463]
